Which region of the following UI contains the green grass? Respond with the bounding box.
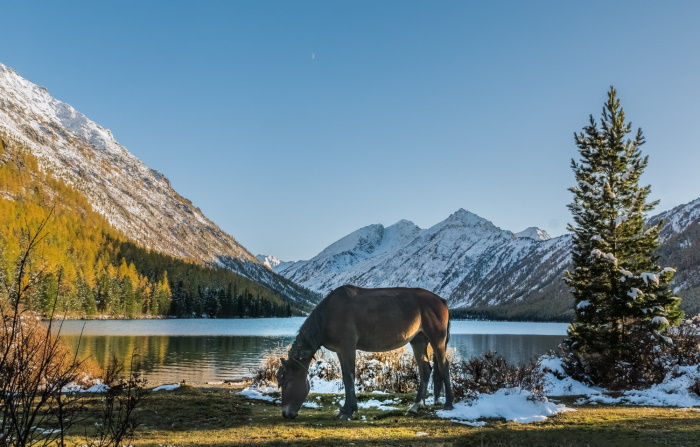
[64,385,700,447]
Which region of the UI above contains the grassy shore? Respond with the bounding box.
[61,383,700,447]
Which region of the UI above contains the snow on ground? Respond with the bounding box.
[540,356,700,407]
[239,355,700,425]
[357,398,400,411]
[437,388,574,426]
[152,383,181,391]
[576,365,700,407]
[239,386,280,403]
[62,383,110,393]
[302,400,323,408]
[539,356,604,396]
[309,376,344,393]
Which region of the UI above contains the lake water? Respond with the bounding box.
[57,318,568,384]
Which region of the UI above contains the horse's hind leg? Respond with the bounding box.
[432,354,444,403]
[336,349,358,420]
[408,333,431,415]
[432,342,454,410]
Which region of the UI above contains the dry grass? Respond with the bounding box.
[58,384,700,447]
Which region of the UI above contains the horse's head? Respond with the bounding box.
[276,357,310,419]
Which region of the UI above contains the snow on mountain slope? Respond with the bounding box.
[278,209,535,300]
[276,200,700,318]
[0,63,313,305]
[651,198,700,296]
[256,254,286,269]
[515,227,551,241]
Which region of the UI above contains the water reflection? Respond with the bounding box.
[450,334,562,365]
[61,333,563,384]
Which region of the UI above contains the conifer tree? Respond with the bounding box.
[565,87,683,384]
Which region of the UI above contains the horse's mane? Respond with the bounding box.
[288,297,327,361]
[288,286,356,361]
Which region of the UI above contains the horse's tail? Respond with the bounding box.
[446,318,451,345]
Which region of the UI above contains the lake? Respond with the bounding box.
[57,318,568,384]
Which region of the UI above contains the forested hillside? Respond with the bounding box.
[0,137,305,318]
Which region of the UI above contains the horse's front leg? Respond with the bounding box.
[336,350,358,421]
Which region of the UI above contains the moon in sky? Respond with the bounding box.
[311,52,316,60]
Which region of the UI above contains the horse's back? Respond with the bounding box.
[320,285,449,352]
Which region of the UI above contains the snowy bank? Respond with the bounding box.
[577,365,700,407]
[436,388,574,426]
[241,353,700,426]
[239,386,280,403]
[152,383,181,392]
[540,356,700,407]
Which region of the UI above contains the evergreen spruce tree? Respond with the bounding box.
[565,87,683,387]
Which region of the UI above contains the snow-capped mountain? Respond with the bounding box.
[277,209,554,305]
[515,227,551,241]
[256,254,283,269]
[276,201,700,319]
[0,63,314,305]
[652,197,700,302]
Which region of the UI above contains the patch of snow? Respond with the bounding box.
[614,215,628,227]
[357,398,399,411]
[641,272,660,285]
[591,249,617,264]
[628,288,642,299]
[302,401,323,409]
[651,316,670,326]
[61,383,111,393]
[577,366,700,407]
[152,383,181,391]
[239,386,280,403]
[619,268,634,277]
[539,357,604,396]
[515,227,552,241]
[437,388,574,425]
[309,377,344,394]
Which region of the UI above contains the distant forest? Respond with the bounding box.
[0,137,300,318]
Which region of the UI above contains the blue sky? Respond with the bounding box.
[2,1,700,260]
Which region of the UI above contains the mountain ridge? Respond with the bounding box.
[272,200,700,320]
[0,62,316,307]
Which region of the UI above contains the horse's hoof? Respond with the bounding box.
[443,403,454,411]
[337,413,353,421]
[406,403,421,415]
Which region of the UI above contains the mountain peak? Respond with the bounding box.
[515,227,552,241]
[387,219,419,231]
[256,254,284,269]
[439,208,501,233]
[450,208,486,223]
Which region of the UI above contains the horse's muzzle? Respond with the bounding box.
[282,408,298,419]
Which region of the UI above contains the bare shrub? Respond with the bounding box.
[308,350,342,382]
[667,315,700,366]
[83,353,148,447]
[355,348,419,393]
[251,346,288,387]
[451,351,545,402]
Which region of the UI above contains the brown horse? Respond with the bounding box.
[276,285,453,420]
